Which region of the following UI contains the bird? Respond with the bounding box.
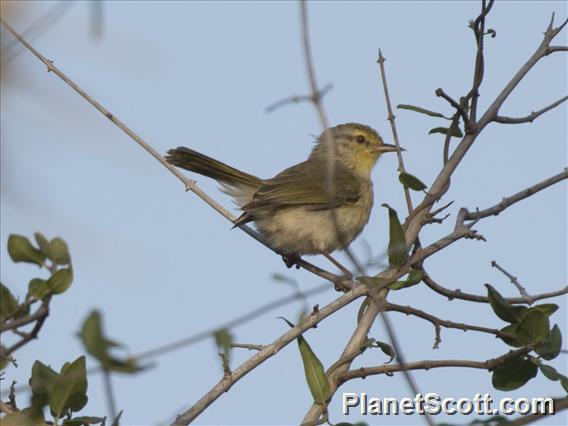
[165,123,399,268]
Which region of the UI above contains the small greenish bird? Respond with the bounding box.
[166,123,398,267]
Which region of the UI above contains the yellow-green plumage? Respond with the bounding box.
[165,123,397,256]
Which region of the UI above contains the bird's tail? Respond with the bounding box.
[165,147,261,189]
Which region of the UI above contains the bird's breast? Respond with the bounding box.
[255,180,373,255]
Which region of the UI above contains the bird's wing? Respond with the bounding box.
[242,160,361,211]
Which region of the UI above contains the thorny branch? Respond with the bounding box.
[494,95,568,124]
[0,16,349,292]
[491,260,533,303]
[422,273,568,304]
[299,5,429,425]
[386,303,515,349]
[2,2,567,425]
[338,345,533,384]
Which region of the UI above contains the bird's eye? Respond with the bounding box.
[356,135,366,144]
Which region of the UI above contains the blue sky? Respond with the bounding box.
[1,1,566,425]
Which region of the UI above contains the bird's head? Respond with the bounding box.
[310,123,400,177]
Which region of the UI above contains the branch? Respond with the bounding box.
[435,88,470,131]
[422,273,568,304]
[339,345,532,384]
[377,49,414,213]
[265,83,333,113]
[546,45,568,54]
[404,12,568,248]
[1,301,50,358]
[301,294,382,424]
[507,396,568,426]
[464,0,495,126]
[0,16,347,290]
[494,95,568,123]
[491,260,532,303]
[172,284,369,425]
[385,303,514,349]
[464,169,568,220]
[230,343,265,351]
[1,300,47,333]
[2,283,332,399]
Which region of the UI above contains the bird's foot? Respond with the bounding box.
[282,254,302,269]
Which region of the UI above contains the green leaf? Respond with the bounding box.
[297,333,330,405]
[79,310,142,374]
[485,284,524,324]
[214,328,233,361]
[397,104,448,119]
[492,355,537,391]
[280,317,330,405]
[538,363,568,394]
[388,269,423,290]
[47,268,73,294]
[399,172,427,191]
[514,309,549,345]
[499,324,522,348]
[538,363,562,381]
[532,304,559,317]
[428,126,464,138]
[1,283,19,322]
[46,238,71,265]
[29,278,51,300]
[382,204,407,267]
[34,232,49,254]
[50,356,88,417]
[7,234,45,266]
[536,324,562,360]
[372,340,395,363]
[30,360,59,408]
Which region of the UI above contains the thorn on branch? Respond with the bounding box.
[491,260,534,304]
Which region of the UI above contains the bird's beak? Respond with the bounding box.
[375,143,405,153]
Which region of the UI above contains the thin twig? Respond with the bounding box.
[2,301,50,357]
[494,95,568,123]
[173,284,369,425]
[404,10,568,252]
[435,88,470,131]
[231,343,265,351]
[300,6,430,425]
[103,369,117,422]
[0,0,73,63]
[2,284,332,398]
[386,303,515,349]
[465,168,568,220]
[422,273,568,304]
[265,83,333,113]
[0,16,346,290]
[491,260,533,304]
[506,396,568,426]
[299,1,365,275]
[339,345,533,383]
[377,49,413,213]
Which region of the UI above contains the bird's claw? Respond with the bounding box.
[282,254,302,269]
